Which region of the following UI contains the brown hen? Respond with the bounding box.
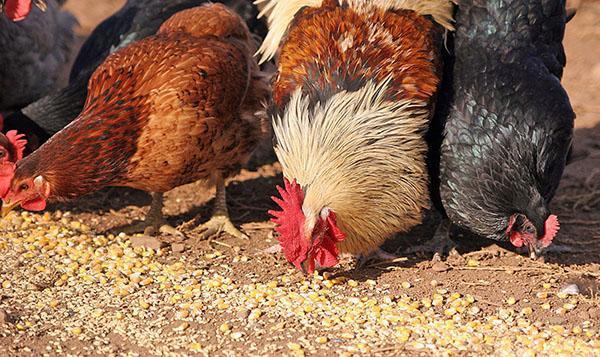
[1,3,269,239]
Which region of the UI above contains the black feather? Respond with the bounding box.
[436,0,574,241]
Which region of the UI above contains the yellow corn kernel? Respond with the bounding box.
[287,343,302,351]
[71,327,83,335]
[316,336,328,344]
[219,323,231,333]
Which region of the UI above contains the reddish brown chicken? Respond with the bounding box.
[259,0,453,273]
[1,3,269,238]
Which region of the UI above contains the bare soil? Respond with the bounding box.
[0,0,599,356]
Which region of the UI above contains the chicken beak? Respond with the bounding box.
[1,199,19,218]
[528,242,543,260]
[300,259,311,275]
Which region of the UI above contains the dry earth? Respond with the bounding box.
[0,0,599,356]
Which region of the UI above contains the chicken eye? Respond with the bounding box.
[0,151,5,158]
[524,224,535,234]
[19,183,29,191]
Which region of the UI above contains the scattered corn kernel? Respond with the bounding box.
[188,343,203,352]
[316,337,328,344]
[467,259,479,267]
[71,327,82,336]
[287,342,302,351]
[219,323,231,333]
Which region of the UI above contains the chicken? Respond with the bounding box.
[2,0,268,147]
[1,3,270,239]
[434,0,574,258]
[261,0,453,273]
[0,0,76,110]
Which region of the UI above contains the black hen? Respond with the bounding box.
[436,0,574,257]
[0,0,75,111]
[4,0,268,143]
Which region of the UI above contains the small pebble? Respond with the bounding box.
[559,284,580,296]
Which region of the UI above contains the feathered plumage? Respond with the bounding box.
[435,0,574,256]
[263,0,453,272]
[0,0,76,110]
[6,0,268,142]
[1,4,269,238]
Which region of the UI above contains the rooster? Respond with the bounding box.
[434,0,574,258]
[261,0,453,273]
[0,0,75,111]
[1,3,269,239]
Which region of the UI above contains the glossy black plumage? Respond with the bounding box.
[435,0,574,241]
[0,0,75,110]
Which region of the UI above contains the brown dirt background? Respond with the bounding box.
[1,0,599,355]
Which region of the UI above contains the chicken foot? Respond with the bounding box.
[403,219,458,262]
[121,192,184,237]
[355,248,401,269]
[194,173,249,240]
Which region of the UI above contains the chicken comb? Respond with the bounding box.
[0,162,15,198]
[268,178,306,262]
[540,214,559,248]
[6,130,27,161]
[3,0,33,21]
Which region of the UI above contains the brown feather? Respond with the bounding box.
[13,3,268,201]
[274,6,443,107]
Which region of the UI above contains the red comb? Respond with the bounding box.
[4,0,33,21]
[0,162,15,198]
[540,214,559,247]
[5,130,27,161]
[268,178,307,264]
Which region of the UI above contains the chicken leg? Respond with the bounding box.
[195,173,249,240]
[121,192,184,237]
[403,219,458,261]
[355,248,402,269]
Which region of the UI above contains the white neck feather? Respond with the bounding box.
[272,80,431,254]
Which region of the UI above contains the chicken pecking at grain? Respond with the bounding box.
[434,0,574,259]
[260,0,454,273]
[1,3,270,239]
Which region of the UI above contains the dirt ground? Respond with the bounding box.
[1,0,599,356]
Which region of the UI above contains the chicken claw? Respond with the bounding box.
[121,192,185,238]
[356,248,401,269]
[196,215,249,240]
[194,172,248,240]
[403,219,457,262]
